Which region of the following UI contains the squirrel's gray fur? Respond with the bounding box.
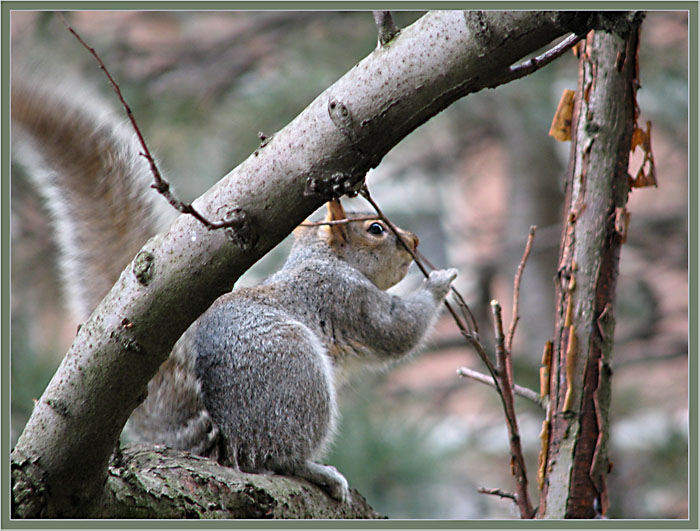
[12,74,457,503]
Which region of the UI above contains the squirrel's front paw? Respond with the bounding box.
[426,268,458,300]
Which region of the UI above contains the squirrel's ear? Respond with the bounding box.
[322,199,349,245]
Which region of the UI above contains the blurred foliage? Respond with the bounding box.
[327,378,460,519]
[10,318,59,444]
[10,10,689,519]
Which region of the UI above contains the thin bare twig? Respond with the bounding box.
[372,11,399,46]
[491,300,534,519]
[505,226,537,352]
[360,186,535,518]
[492,33,586,87]
[478,487,517,502]
[59,14,238,232]
[457,367,544,409]
[359,185,499,383]
[300,215,378,227]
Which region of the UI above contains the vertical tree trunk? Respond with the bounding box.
[539,20,643,519]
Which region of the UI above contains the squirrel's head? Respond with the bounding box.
[308,199,419,290]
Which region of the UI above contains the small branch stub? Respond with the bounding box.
[305,172,366,199]
[373,11,400,46]
[215,206,258,252]
[478,487,517,502]
[493,33,586,88]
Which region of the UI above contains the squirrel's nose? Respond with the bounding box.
[410,233,419,250]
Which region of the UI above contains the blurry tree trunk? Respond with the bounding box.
[539,21,643,518]
[499,98,564,360]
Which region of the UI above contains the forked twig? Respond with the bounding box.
[491,301,534,518]
[59,14,239,232]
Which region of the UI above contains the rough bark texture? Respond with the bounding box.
[97,445,381,519]
[10,11,641,519]
[539,19,643,519]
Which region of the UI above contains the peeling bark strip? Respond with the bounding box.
[539,20,643,519]
[11,11,642,518]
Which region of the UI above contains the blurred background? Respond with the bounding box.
[10,11,689,519]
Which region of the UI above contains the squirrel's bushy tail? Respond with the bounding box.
[12,77,175,321]
[12,73,218,454]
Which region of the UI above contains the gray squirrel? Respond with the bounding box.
[12,76,458,503]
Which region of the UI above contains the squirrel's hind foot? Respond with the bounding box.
[290,461,351,504]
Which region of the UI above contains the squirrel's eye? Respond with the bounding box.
[367,222,385,235]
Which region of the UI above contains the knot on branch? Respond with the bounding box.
[464,11,493,48]
[328,99,360,143]
[45,397,71,417]
[305,172,366,199]
[216,206,258,252]
[149,180,170,194]
[133,250,155,286]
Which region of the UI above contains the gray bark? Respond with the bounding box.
[11,10,640,519]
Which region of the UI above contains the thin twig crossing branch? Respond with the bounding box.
[59,14,239,232]
[360,185,538,518]
[457,366,544,409]
[300,215,379,227]
[359,188,494,369]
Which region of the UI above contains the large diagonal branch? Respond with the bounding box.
[11,11,638,518]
